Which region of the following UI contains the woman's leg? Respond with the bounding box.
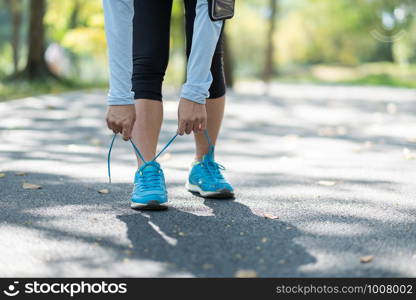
[193,96,225,160]
[184,0,226,160]
[131,0,173,166]
[132,100,163,164]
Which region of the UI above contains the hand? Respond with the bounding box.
[106,105,136,141]
[177,98,207,135]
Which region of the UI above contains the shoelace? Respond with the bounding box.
[107,133,178,184]
[107,129,215,184]
[136,162,163,191]
[204,160,226,180]
[200,130,226,181]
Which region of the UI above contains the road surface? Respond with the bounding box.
[0,83,415,277]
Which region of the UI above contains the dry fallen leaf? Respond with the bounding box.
[336,126,348,136]
[407,137,416,143]
[318,126,348,137]
[353,141,373,152]
[98,189,110,194]
[15,172,27,176]
[235,269,258,278]
[263,213,279,220]
[403,148,416,160]
[0,173,6,178]
[360,255,374,264]
[23,183,42,190]
[318,127,336,137]
[318,180,338,186]
[89,138,102,146]
[386,103,398,115]
[202,264,213,270]
[283,134,299,142]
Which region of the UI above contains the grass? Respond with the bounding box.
[1,62,414,102]
[0,78,107,102]
[344,73,416,89]
[276,62,416,89]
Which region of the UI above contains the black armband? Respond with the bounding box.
[208,0,235,21]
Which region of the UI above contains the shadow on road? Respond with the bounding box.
[118,198,315,277]
[0,171,410,277]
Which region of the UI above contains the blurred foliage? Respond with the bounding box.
[0,0,415,100]
[0,78,106,102]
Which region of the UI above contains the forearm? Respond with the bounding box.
[103,0,135,106]
[181,0,224,104]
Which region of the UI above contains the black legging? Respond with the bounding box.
[132,0,226,101]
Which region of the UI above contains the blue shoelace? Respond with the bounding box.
[135,162,164,191]
[200,130,227,180]
[107,129,214,184]
[204,160,226,180]
[107,133,178,184]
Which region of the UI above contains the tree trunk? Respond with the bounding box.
[23,0,52,80]
[262,0,278,83]
[68,0,81,29]
[223,31,235,89]
[5,0,23,74]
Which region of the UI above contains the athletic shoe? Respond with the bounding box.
[186,152,234,199]
[131,161,168,210]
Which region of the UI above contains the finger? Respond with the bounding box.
[185,121,193,135]
[177,120,186,136]
[192,119,201,133]
[107,121,118,134]
[121,124,132,141]
[115,123,122,132]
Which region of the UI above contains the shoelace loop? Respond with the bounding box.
[107,129,215,184]
[136,162,163,190]
[202,161,226,180]
[107,133,178,184]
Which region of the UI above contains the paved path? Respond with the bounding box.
[0,83,415,277]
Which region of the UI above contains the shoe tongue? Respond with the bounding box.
[140,161,160,173]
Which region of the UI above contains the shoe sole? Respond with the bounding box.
[185,182,234,199]
[130,200,168,211]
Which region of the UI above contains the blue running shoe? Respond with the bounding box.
[131,161,168,210]
[186,152,234,199]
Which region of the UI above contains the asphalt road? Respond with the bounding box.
[0,83,415,277]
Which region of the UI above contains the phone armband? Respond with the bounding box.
[208,0,235,21]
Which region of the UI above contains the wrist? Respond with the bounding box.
[181,97,206,105]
